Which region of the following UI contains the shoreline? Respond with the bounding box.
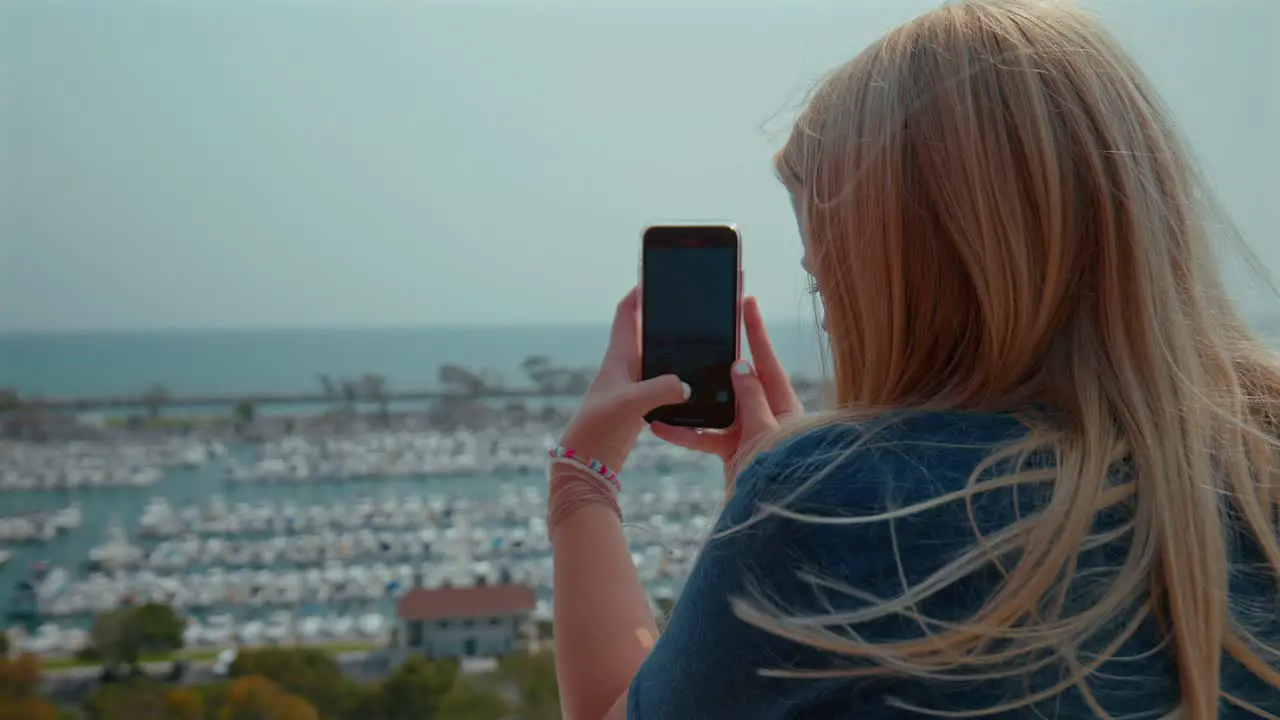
[13,386,589,413]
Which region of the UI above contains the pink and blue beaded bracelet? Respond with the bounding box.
[548,446,621,493]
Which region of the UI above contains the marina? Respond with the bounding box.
[0,505,83,543]
[1,439,209,492]
[0,344,824,662]
[0,421,724,657]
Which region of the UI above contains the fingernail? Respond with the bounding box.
[733,360,752,376]
[680,382,692,400]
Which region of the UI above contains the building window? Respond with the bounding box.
[489,617,502,627]
[462,619,474,629]
[407,621,423,647]
[437,620,449,630]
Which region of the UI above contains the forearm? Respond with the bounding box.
[552,502,656,720]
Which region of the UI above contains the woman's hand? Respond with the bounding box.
[650,296,804,492]
[558,287,690,473]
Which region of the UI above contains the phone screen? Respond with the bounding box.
[641,225,740,429]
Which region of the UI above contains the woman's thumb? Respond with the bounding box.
[626,374,691,414]
[731,360,774,436]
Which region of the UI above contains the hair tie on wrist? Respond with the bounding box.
[546,471,622,538]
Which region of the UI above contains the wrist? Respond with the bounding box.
[558,428,631,474]
[546,471,623,538]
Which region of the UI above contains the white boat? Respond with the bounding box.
[297,615,324,640]
[263,612,293,644]
[328,614,355,638]
[322,562,346,586]
[0,516,36,543]
[88,521,143,570]
[213,648,238,676]
[22,624,62,654]
[60,627,90,653]
[238,620,264,645]
[357,612,385,637]
[183,622,204,647]
[37,567,70,601]
[204,615,234,646]
[52,504,83,532]
[139,498,175,536]
[533,599,552,621]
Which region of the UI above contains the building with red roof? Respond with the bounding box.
[394,583,536,660]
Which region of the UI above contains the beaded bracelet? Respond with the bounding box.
[549,459,621,494]
[548,446,621,493]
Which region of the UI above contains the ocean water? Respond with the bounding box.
[9,315,1280,399]
[0,323,828,398]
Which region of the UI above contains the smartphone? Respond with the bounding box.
[640,223,742,429]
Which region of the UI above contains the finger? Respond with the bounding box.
[743,296,803,415]
[624,374,690,415]
[607,287,641,360]
[731,360,779,445]
[649,423,727,455]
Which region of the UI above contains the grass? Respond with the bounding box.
[40,641,382,671]
[41,649,224,671]
[308,640,381,654]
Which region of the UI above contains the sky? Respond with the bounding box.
[0,0,1276,332]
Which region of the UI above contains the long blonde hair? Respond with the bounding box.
[742,0,1280,716]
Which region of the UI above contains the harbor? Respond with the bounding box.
[0,337,827,667]
[0,389,738,658]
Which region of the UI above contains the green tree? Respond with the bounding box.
[135,602,185,655]
[0,631,8,657]
[436,678,509,720]
[500,651,560,720]
[228,648,360,719]
[439,365,487,397]
[90,608,140,670]
[82,679,167,720]
[217,675,317,720]
[164,688,204,720]
[232,401,256,432]
[193,681,231,720]
[318,375,336,401]
[89,603,184,671]
[359,374,390,425]
[0,652,59,719]
[0,389,22,412]
[0,696,59,720]
[0,653,40,697]
[143,383,170,422]
[339,380,358,412]
[334,685,384,720]
[375,656,459,720]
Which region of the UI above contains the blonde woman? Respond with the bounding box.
[546,1,1280,717]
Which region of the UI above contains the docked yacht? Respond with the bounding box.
[88,521,144,570]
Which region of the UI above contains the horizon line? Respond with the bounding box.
[0,318,820,336]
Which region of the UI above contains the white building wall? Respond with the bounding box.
[398,614,525,660]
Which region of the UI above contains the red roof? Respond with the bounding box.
[397,584,536,621]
